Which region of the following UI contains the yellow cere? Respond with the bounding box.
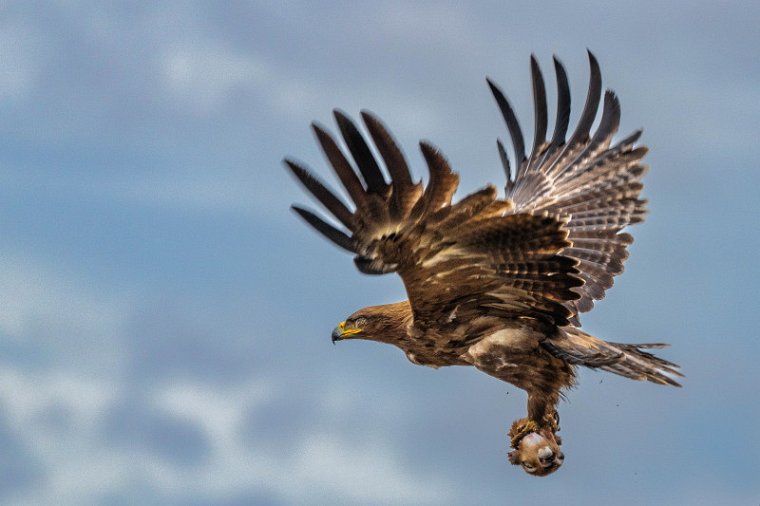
[338,321,363,336]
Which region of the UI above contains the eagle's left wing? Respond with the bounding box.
[488,52,648,319]
[286,111,583,327]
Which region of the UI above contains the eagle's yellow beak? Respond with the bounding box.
[331,321,363,343]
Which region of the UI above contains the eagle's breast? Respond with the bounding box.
[465,323,543,363]
[462,321,557,391]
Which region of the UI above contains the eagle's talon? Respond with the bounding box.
[545,410,561,433]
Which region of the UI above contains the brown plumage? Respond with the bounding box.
[287,52,681,476]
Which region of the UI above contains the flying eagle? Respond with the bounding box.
[286,52,681,476]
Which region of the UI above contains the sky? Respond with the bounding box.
[0,1,758,504]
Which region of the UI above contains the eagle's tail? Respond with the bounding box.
[545,327,682,387]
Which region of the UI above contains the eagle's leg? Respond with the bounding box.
[527,390,560,431]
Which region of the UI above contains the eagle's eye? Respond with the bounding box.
[522,462,536,473]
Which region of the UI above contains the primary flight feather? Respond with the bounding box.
[286,52,681,476]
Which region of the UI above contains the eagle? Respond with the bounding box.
[285,52,681,476]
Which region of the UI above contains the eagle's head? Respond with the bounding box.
[508,428,564,476]
[331,316,367,343]
[331,302,412,345]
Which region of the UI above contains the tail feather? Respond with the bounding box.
[600,342,682,386]
[545,328,682,387]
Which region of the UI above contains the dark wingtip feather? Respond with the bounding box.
[550,56,571,146]
[487,77,526,175]
[310,121,369,210]
[529,55,548,159]
[419,141,447,172]
[333,109,387,193]
[617,129,643,149]
[361,109,417,220]
[589,90,621,146]
[283,158,355,229]
[417,141,459,216]
[496,139,512,189]
[586,48,598,66]
[567,50,603,144]
[586,50,601,85]
[360,109,414,188]
[291,205,356,253]
[310,121,335,149]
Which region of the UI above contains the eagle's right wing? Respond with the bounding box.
[286,110,583,328]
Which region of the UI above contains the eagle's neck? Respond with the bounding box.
[358,300,467,367]
[366,300,414,345]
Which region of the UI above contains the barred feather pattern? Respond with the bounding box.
[544,327,682,386]
[286,54,681,413]
[490,51,649,319]
[286,109,583,327]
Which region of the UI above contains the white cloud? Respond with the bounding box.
[0,22,39,101]
[0,366,456,505]
[0,251,130,348]
[157,37,335,123]
[0,369,117,438]
[161,42,272,114]
[150,379,456,504]
[0,369,121,505]
[290,433,455,505]
[0,251,133,383]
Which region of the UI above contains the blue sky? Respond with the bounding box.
[0,1,758,504]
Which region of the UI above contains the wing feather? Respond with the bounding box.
[414,142,460,220]
[334,109,387,194]
[528,55,548,168]
[285,158,355,229]
[491,52,648,319]
[288,110,582,327]
[487,78,527,181]
[289,54,649,327]
[546,56,571,163]
[312,122,368,211]
[291,206,355,253]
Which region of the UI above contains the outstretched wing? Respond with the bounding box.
[488,51,648,320]
[286,110,583,327]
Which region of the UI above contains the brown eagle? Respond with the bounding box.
[286,52,681,476]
